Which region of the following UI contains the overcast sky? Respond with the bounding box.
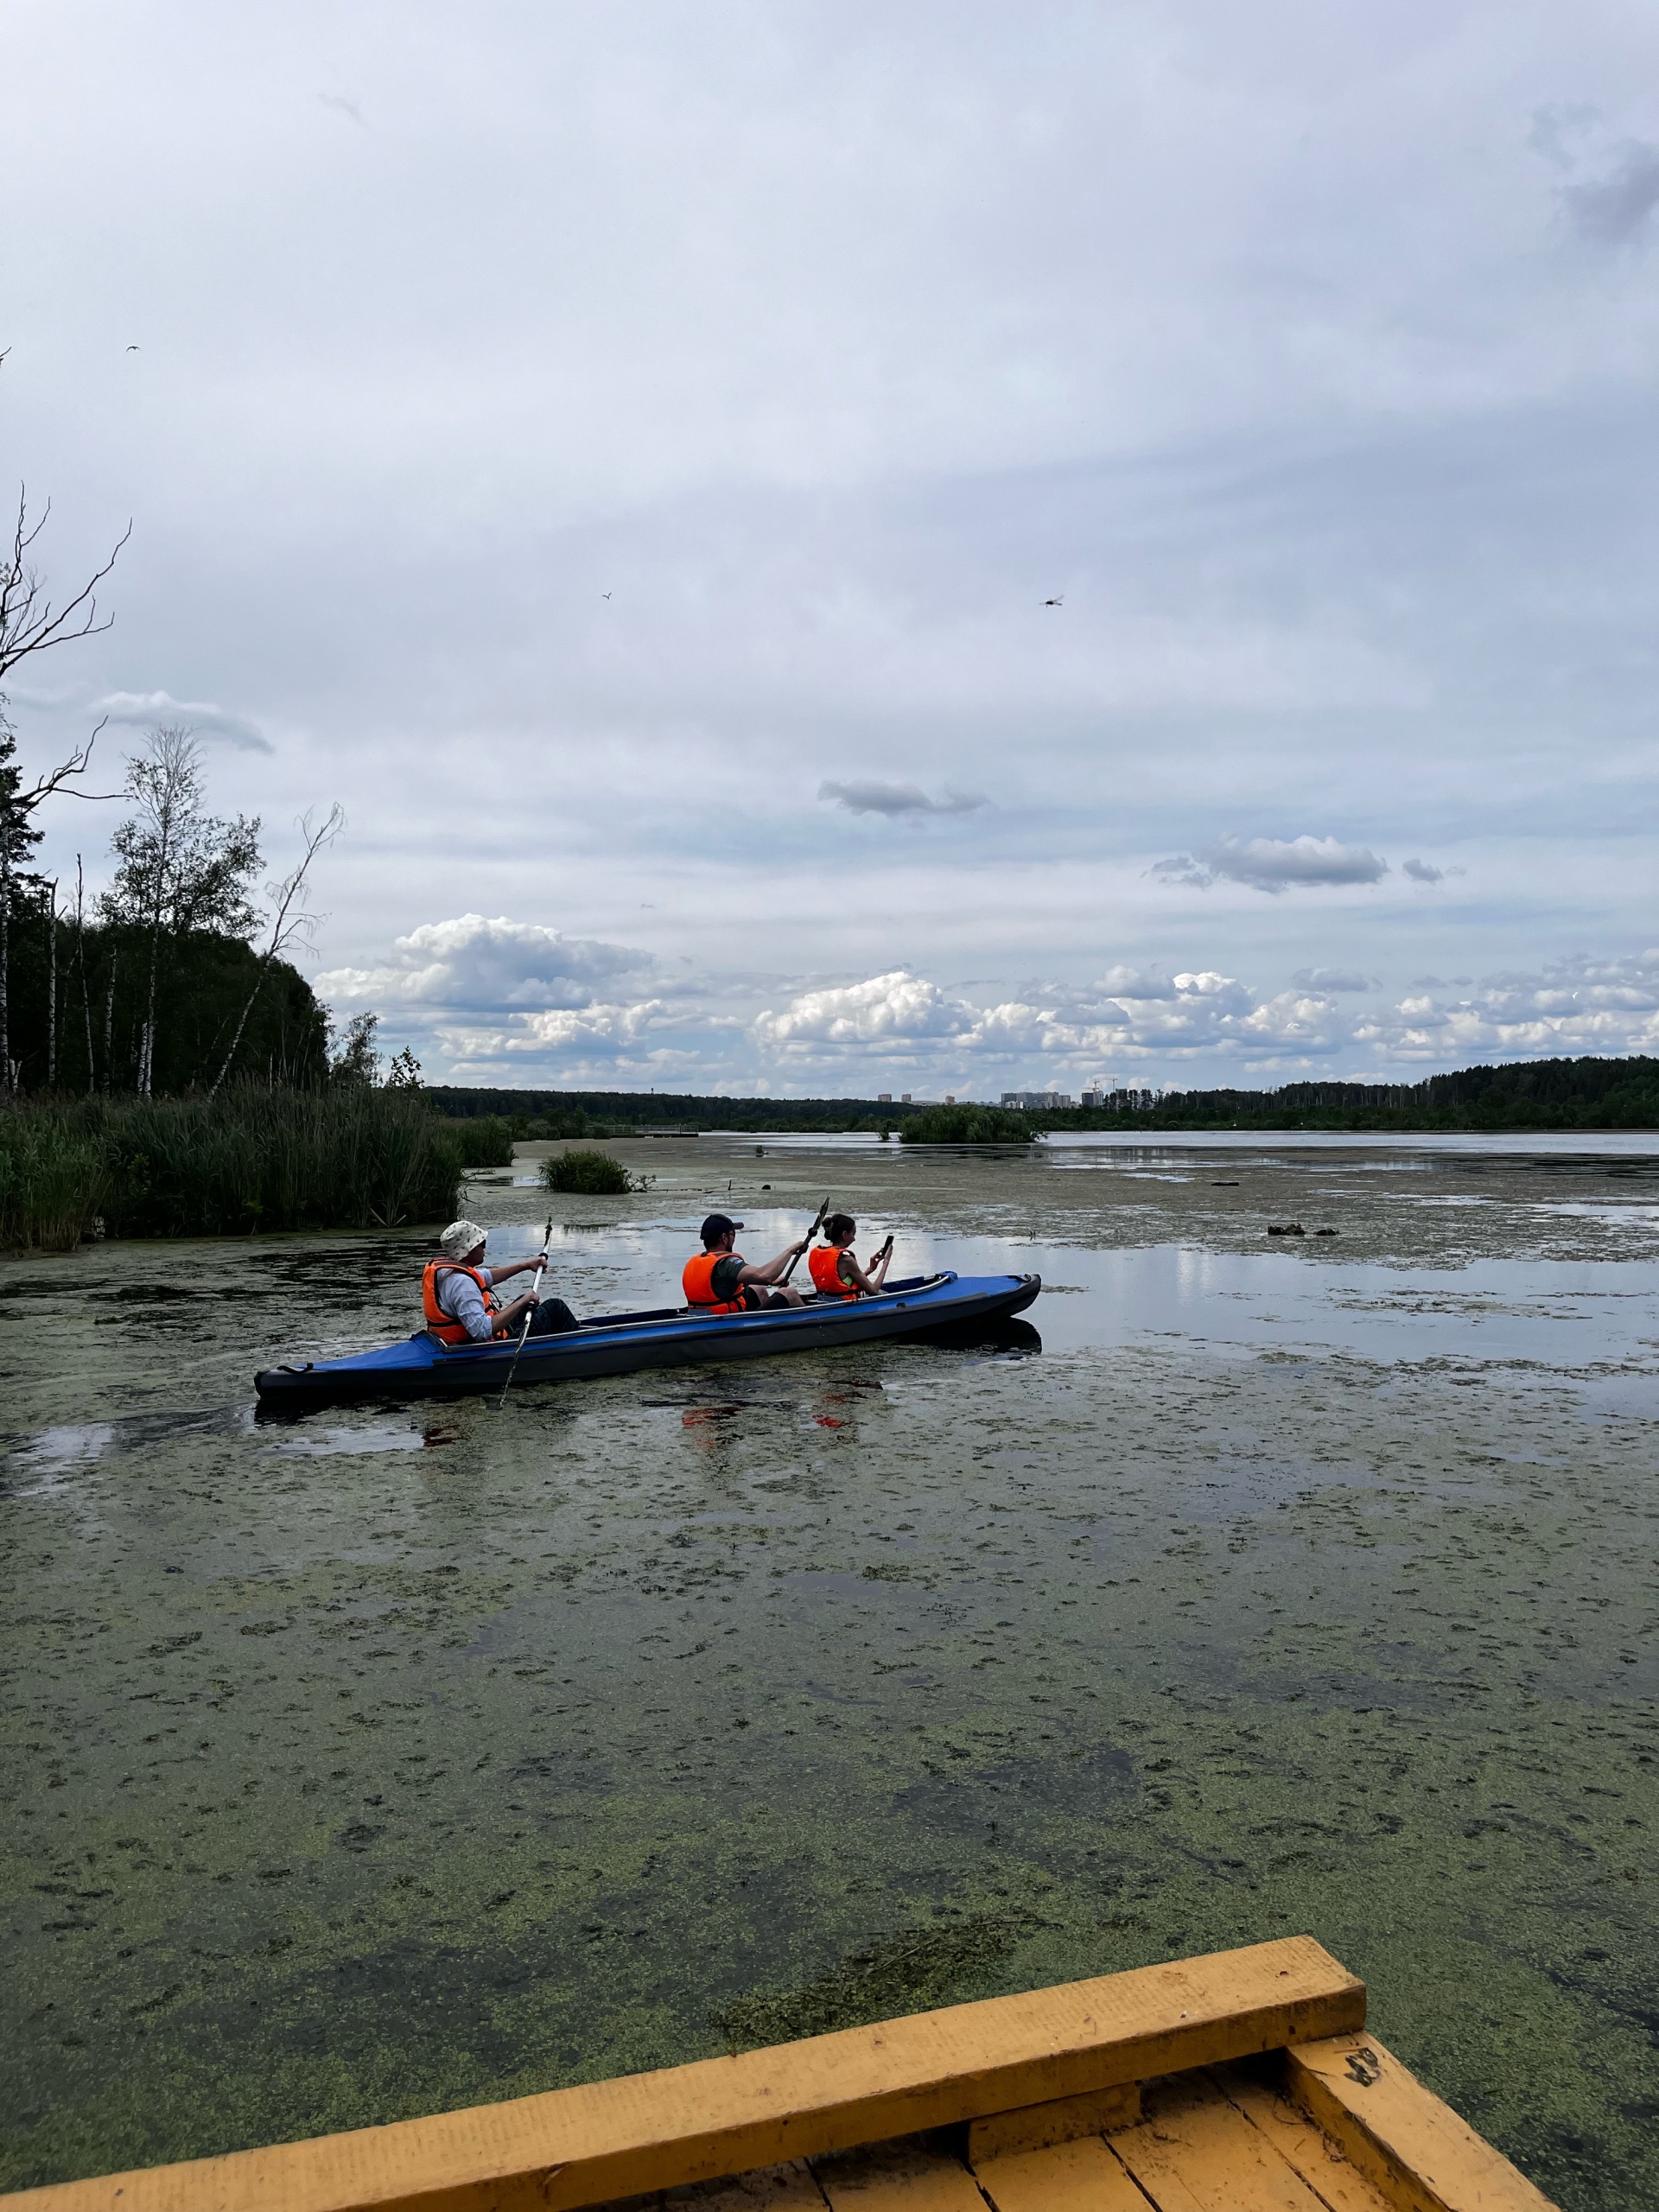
[6,1,1659,1095]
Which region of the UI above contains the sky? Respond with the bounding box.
[4,0,1659,1097]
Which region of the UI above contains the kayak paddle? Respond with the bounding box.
[499,1217,554,1409]
[780,1194,830,1286]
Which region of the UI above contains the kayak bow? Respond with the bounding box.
[254,1271,1040,1405]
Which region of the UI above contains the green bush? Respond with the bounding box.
[0,1088,462,1247]
[448,1115,516,1169]
[540,1147,639,1195]
[899,1103,1034,1144]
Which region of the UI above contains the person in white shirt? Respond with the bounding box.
[422,1219,577,1344]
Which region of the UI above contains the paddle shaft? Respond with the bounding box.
[779,1194,831,1286]
[498,1217,555,1408]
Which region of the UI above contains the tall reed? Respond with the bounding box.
[0,1114,108,1251]
[0,1089,463,1249]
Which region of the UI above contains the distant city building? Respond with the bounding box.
[877,1092,892,1103]
[944,1093,956,1105]
[1000,1090,1075,1109]
[901,1092,912,1103]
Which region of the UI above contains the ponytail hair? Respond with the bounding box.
[823,1212,856,1243]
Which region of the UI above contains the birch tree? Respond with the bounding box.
[99,728,261,1095]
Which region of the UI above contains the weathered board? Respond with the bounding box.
[6,1937,1360,2212]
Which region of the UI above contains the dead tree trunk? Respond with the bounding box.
[44,877,57,1088]
[76,858,95,1093]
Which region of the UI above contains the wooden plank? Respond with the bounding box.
[972,2135,1151,2212]
[1211,2065,1395,2211]
[1283,2037,1558,2212]
[3,1936,1363,2212]
[1110,2072,1340,2210]
[812,2145,983,2212]
[967,2082,1140,2162]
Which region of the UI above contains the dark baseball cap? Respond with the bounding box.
[700,1212,744,1245]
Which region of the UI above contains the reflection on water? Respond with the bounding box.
[2,1137,1656,2212]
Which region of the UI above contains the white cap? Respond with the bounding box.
[439,1218,486,1259]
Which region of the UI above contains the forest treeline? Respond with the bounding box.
[1042,1055,1659,1132]
[430,1055,1659,1136]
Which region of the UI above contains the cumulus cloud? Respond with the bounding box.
[1152,834,1389,893]
[313,913,651,1010]
[1363,949,1659,1062]
[1402,857,1444,883]
[1291,967,1375,992]
[93,689,271,753]
[817,780,986,817]
[754,969,975,1050]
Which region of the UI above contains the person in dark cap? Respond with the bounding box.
[682,1212,810,1314]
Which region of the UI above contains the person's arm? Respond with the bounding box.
[835,1240,893,1296]
[736,1238,810,1288]
[491,1252,547,1283]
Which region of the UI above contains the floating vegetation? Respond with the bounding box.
[712,1913,1040,2050]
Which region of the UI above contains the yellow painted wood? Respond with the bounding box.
[1110,2072,1339,2210]
[1284,2037,1558,2212]
[3,1936,1362,2212]
[812,2145,983,2212]
[971,2134,1151,2212]
[1211,2065,1395,2211]
[966,2082,1140,2163]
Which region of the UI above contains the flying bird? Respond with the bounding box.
[1044,594,1064,607]
[126,344,140,352]
[601,591,612,600]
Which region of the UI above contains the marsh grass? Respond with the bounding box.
[0,1090,463,1249]
[0,1116,109,1251]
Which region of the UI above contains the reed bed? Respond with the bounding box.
[0,1090,464,1249]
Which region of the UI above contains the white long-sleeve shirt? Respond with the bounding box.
[435,1264,499,1342]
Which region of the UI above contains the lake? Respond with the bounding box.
[3,1135,1656,2209]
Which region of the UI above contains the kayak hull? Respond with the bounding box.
[253,1271,1040,1405]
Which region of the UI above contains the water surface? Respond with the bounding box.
[3,1138,1656,2208]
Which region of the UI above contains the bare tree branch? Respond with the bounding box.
[0,490,131,683]
[208,804,346,1099]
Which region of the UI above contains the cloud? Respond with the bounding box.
[93,690,271,753]
[313,913,651,1011]
[754,969,975,1050]
[1402,857,1444,883]
[1291,967,1375,992]
[1561,140,1659,245]
[817,780,986,817]
[1153,834,1389,893]
[1361,949,1659,1063]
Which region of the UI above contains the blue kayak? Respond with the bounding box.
[253,1270,1042,1405]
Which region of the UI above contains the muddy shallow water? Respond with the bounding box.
[3,1138,1656,2208]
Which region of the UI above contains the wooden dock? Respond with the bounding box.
[3,1936,1556,2212]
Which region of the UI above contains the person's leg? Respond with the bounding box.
[526,1296,579,1336]
[764,1287,805,1309]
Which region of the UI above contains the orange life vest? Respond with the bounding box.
[683,1250,748,1314]
[808,1244,857,1300]
[423,1260,509,1344]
